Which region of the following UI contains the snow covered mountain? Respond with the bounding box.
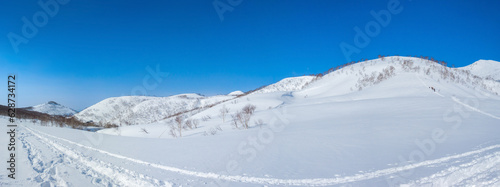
[296,57,500,99]
[100,56,500,138]
[25,101,77,116]
[228,90,244,96]
[89,56,500,129]
[74,94,235,126]
[75,76,317,126]
[458,60,500,81]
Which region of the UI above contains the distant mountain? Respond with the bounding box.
[1,104,51,119]
[458,60,500,81]
[25,101,77,117]
[228,90,244,96]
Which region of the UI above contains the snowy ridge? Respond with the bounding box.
[74,94,234,126]
[458,60,500,81]
[75,76,313,126]
[252,76,315,94]
[26,101,77,116]
[297,56,500,99]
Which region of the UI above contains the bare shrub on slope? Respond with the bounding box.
[192,119,199,128]
[231,104,257,129]
[355,66,396,91]
[175,116,184,137]
[219,105,229,122]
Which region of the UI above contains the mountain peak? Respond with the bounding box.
[459,59,500,80]
[228,90,244,96]
[47,101,59,105]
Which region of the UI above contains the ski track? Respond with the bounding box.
[19,129,69,187]
[404,151,500,186]
[416,73,500,120]
[23,126,500,186]
[22,126,170,187]
[451,96,500,120]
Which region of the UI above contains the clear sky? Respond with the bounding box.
[1,0,499,111]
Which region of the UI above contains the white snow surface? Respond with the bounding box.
[26,101,77,116]
[2,56,500,186]
[458,60,500,81]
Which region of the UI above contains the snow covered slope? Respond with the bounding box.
[99,56,500,138]
[74,94,235,126]
[25,101,77,116]
[459,60,500,81]
[252,76,315,94]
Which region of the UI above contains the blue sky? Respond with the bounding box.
[1,0,499,111]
